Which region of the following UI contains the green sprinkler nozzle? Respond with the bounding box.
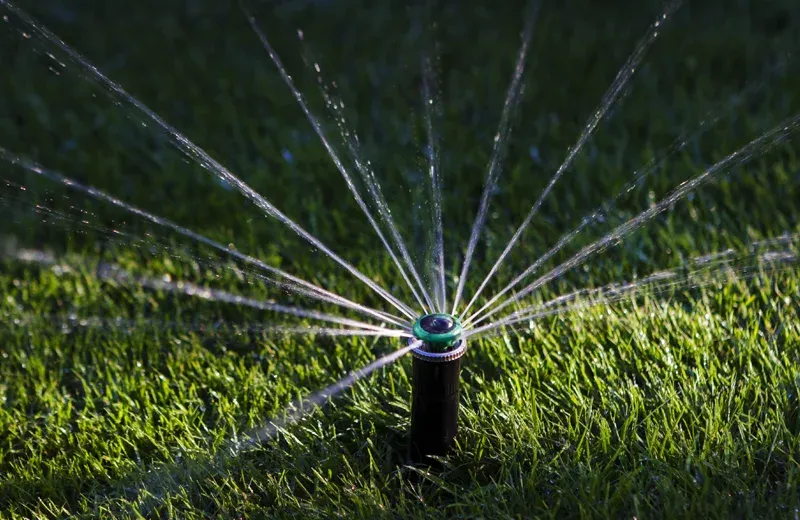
[412,313,463,352]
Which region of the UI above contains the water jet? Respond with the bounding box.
[409,313,465,462]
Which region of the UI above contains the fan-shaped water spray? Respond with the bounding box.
[1,0,799,515]
[464,113,800,328]
[454,0,681,317]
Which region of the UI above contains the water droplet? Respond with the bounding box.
[529,146,541,163]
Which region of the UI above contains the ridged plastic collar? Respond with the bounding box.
[411,338,467,362]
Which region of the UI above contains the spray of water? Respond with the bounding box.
[0,0,418,319]
[5,246,408,334]
[465,234,800,338]
[459,0,682,319]
[421,53,447,312]
[295,35,440,314]
[451,4,538,315]
[243,9,433,313]
[466,113,800,327]
[96,340,421,516]
[454,52,795,327]
[4,192,416,333]
[234,340,420,449]
[5,312,413,339]
[0,148,412,328]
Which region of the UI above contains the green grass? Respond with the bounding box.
[1,0,800,517]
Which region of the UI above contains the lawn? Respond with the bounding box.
[1,0,800,518]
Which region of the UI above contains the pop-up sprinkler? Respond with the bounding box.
[409,313,466,462]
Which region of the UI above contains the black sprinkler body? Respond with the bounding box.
[409,313,466,463]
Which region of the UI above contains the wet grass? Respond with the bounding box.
[1,0,800,518]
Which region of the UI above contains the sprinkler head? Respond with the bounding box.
[409,313,466,463]
[412,313,463,352]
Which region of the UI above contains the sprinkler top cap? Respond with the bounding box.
[420,314,456,334]
[413,313,462,352]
